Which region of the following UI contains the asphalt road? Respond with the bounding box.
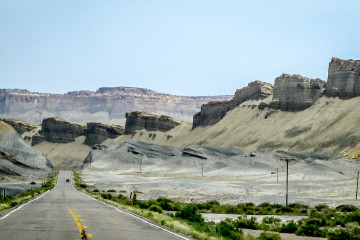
[0,171,190,240]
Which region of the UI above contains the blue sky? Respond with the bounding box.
[1,1,359,96]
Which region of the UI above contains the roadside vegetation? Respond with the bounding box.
[73,172,360,240]
[0,171,58,211]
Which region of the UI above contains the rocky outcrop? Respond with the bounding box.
[193,101,231,128]
[0,118,38,135]
[31,134,44,146]
[325,58,360,98]
[84,122,125,146]
[0,121,52,177]
[0,87,232,125]
[269,74,325,111]
[125,112,183,134]
[193,81,273,128]
[230,81,273,108]
[42,117,86,143]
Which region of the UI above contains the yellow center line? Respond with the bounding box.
[68,208,84,234]
[66,199,92,238]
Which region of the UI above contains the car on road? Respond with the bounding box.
[66,179,70,183]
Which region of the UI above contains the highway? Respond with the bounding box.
[0,171,190,240]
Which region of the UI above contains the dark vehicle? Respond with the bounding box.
[66,179,70,183]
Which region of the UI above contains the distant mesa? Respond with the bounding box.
[0,86,232,125]
[125,111,184,135]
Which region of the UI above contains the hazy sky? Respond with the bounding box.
[1,1,359,96]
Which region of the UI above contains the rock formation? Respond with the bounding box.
[0,118,38,135]
[0,120,52,177]
[193,81,273,128]
[84,122,124,146]
[269,74,325,111]
[325,58,360,98]
[42,117,86,143]
[0,87,232,125]
[125,111,183,134]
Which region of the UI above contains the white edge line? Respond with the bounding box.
[72,184,191,240]
[0,190,51,220]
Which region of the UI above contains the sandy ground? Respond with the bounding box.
[80,153,360,208]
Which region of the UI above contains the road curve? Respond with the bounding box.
[0,171,190,240]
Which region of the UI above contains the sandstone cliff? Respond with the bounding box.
[84,122,124,146]
[269,74,325,111]
[0,87,232,125]
[42,117,86,143]
[193,81,273,128]
[325,58,360,98]
[125,111,183,134]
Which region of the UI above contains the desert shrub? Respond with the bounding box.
[101,193,113,200]
[175,204,204,223]
[234,216,259,230]
[257,231,282,240]
[315,204,329,212]
[216,219,243,240]
[296,219,325,237]
[262,217,281,225]
[156,197,174,211]
[280,220,298,233]
[117,193,126,199]
[336,205,358,212]
[197,200,220,210]
[107,189,116,192]
[344,211,360,224]
[275,206,293,214]
[148,205,163,214]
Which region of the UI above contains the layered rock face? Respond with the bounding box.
[42,117,86,143]
[269,74,325,111]
[193,101,231,128]
[0,118,38,135]
[325,58,360,98]
[84,122,124,146]
[125,111,183,134]
[193,81,273,128]
[0,87,232,125]
[230,81,273,108]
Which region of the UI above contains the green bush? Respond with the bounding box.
[216,219,243,240]
[79,183,87,188]
[315,204,329,212]
[101,193,113,200]
[107,189,116,192]
[93,189,99,192]
[336,205,358,212]
[10,202,17,207]
[235,216,259,230]
[296,220,325,237]
[280,220,298,233]
[148,205,163,214]
[257,231,282,240]
[175,204,204,223]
